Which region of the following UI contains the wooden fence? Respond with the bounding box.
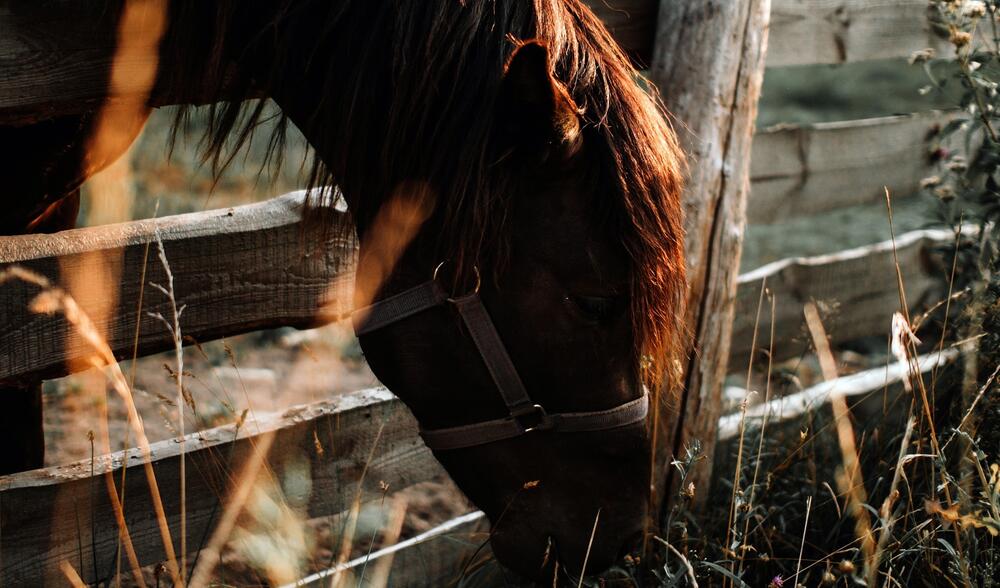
[597,0,945,68]
[0,388,439,585]
[0,0,959,585]
[750,111,953,223]
[0,192,355,386]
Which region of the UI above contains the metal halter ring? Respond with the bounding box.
[432,260,481,300]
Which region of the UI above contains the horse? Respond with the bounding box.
[0,0,686,581]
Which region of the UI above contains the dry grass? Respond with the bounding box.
[633,194,999,588]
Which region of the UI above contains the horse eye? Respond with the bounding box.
[567,294,622,321]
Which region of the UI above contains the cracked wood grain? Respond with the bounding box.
[749,112,957,224]
[768,0,946,67]
[648,0,771,509]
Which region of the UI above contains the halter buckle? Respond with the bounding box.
[512,404,551,433]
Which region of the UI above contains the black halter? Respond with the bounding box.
[351,263,649,451]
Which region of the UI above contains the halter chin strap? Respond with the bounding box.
[351,267,649,451]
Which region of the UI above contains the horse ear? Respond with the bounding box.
[497,41,582,159]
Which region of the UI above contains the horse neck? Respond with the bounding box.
[229,1,514,245]
[244,6,409,234]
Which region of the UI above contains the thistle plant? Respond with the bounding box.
[912,1,1000,585]
[922,0,1000,428]
[922,1,1000,275]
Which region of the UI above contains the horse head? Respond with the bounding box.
[351,40,684,580]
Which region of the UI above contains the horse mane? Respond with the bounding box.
[164,0,687,389]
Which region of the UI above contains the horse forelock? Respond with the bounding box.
[538,1,688,391]
[171,0,687,390]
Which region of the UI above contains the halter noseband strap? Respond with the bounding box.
[351,264,649,451]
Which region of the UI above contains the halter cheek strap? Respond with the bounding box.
[351,268,649,451]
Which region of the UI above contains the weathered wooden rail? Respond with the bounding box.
[0,188,954,404]
[0,191,355,385]
[603,0,949,68]
[730,228,953,369]
[0,388,445,585]
[749,112,953,224]
[717,349,958,442]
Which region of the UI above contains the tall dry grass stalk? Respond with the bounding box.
[76,3,165,581]
[869,415,916,585]
[116,200,158,587]
[363,495,409,588]
[723,278,768,587]
[655,537,698,587]
[59,560,89,588]
[945,363,1000,451]
[803,301,876,579]
[148,231,189,584]
[736,289,775,581]
[886,188,974,587]
[328,419,387,588]
[577,508,602,588]
[0,266,181,585]
[188,432,276,587]
[792,495,812,588]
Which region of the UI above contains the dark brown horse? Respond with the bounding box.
[1,0,686,581]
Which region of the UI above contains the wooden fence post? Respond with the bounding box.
[648,0,771,509]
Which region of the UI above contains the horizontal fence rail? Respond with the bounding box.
[768,0,945,67]
[711,349,961,508]
[0,0,651,124]
[749,112,952,225]
[718,349,957,441]
[730,228,952,369]
[0,0,941,124]
[0,196,954,432]
[0,388,445,585]
[0,191,355,386]
[284,511,490,588]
